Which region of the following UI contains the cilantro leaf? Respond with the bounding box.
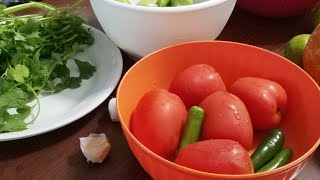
[51,63,70,80]
[14,32,26,41]
[26,51,41,72]
[0,4,6,12]
[72,42,87,53]
[58,77,81,89]
[0,106,31,132]
[0,77,14,94]
[0,0,96,133]
[69,15,84,27]
[0,108,10,123]
[18,18,39,34]
[0,86,28,108]
[11,53,28,65]
[74,59,96,80]
[8,64,30,83]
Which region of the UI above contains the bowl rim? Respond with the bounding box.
[92,0,233,13]
[116,40,320,178]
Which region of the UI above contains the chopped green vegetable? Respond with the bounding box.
[0,0,96,133]
[170,0,193,6]
[157,0,170,7]
[137,0,158,7]
[115,0,131,4]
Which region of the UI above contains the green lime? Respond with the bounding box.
[137,0,158,6]
[284,34,310,68]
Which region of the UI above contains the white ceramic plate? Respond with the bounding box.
[0,25,123,141]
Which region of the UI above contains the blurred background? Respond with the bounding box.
[0,0,42,7]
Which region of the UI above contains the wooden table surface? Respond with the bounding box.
[0,0,319,179]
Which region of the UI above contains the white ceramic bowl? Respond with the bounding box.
[90,0,236,60]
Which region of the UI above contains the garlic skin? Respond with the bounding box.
[79,133,111,163]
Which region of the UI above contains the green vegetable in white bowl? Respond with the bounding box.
[115,0,193,7]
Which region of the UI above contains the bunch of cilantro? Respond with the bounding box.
[0,0,96,133]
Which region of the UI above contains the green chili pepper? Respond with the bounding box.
[257,148,293,173]
[178,106,204,151]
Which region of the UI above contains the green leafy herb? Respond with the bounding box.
[75,59,96,80]
[8,64,30,83]
[0,0,96,133]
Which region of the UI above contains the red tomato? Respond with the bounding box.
[131,88,187,160]
[175,139,254,174]
[229,77,288,130]
[199,91,253,150]
[169,64,226,110]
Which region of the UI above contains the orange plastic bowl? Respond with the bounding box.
[116,41,320,180]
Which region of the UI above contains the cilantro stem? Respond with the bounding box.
[61,25,71,32]
[23,83,40,124]
[2,0,84,16]
[0,14,42,21]
[6,58,12,68]
[61,34,79,44]
[40,57,70,90]
[2,70,7,77]
[2,2,56,16]
[62,0,84,12]
[17,14,42,18]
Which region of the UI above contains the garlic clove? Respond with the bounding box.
[79,133,111,163]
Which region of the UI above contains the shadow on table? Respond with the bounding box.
[217,7,312,54]
[0,107,100,161]
[294,148,320,179]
